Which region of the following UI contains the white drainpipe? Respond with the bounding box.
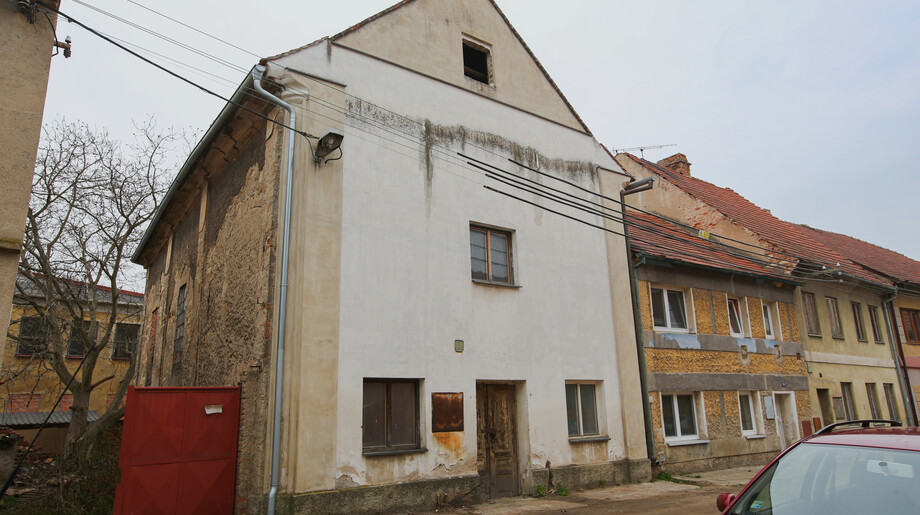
[251,64,298,515]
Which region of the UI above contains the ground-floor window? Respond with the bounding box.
[362,379,420,453]
[738,391,762,435]
[565,382,600,437]
[661,392,701,441]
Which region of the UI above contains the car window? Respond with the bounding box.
[729,443,920,515]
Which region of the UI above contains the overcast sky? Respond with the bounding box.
[42,0,920,260]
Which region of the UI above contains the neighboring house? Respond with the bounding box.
[131,0,647,512]
[797,225,920,423]
[615,153,912,461]
[603,177,810,474]
[0,273,142,452]
[0,1,61,355]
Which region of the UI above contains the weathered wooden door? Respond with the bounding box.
[476,383,519,498]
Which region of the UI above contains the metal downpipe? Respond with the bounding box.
[882,291,918,426]
[251,64,297,515]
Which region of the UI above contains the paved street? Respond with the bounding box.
[417,466,760,515]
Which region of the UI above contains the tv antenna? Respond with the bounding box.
[611,143,677,159]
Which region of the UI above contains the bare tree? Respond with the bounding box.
[10,118,184,458]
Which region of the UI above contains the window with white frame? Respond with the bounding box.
[650,287,689,331]
[738,392,761,435]
[661,393,701,441]
[762,302,779,340]
[565,383,600,437]
[727,297,747,337]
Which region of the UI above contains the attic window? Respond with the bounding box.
[463,38,492,85]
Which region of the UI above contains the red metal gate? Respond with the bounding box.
[114,386,240,515]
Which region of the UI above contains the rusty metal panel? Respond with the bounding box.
[432,392,464,432]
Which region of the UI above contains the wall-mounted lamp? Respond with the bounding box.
[313,129,344,163]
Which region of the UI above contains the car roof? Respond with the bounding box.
[804,426,920,452]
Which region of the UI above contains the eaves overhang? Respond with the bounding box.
[634,251,803,288]
[131,66,259,266]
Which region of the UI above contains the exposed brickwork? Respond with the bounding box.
[692,288,713,334]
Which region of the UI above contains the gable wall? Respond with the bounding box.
[331,0,585,131]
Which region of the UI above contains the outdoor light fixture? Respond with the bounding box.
[313,129,344,163]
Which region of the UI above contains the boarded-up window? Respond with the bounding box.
[362,379,419,453]
[826,297,843,338]
[868,306,883,343]
[802,292,821,336]
[9,394,40,413]
[852,302,867,341]
[431,393,463,432]
[174,285,187,353]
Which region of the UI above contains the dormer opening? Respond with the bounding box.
[462,37,492,85]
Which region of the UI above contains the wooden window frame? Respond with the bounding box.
[462,37,492,85]
[174,284,188,354]
[362,379,421,454]
[802,291,821,336]
[841,382,856,420]
[650,286,690,332]
[826,297,844,339]
[868,305,884,343]
[883,383,900,422]
[851,302,867,342]
[470,225,514,286]
[901,308,920,344]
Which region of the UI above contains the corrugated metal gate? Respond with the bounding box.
[114,386,240,515]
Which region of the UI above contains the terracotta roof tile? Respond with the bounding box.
[797,224,920,286]
[620,153,888,285]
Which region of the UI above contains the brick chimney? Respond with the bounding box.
[657,153,691,176]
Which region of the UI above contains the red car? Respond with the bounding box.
[717,419,920,514]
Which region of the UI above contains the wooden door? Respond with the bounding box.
[476,383,519,498]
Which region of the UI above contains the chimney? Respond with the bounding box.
[657,153,691,176]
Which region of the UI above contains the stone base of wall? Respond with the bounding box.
[244,475,482,515]
[530,459,651,495]
[655,451,775,476]
[242,459,652,514]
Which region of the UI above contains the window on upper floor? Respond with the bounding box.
[851,302,867,342]
[462,37,492,85]
[901,309,920,344]
[67,320,95,358]
[727,297,748,337]
[661,392,703,442]
[826,297,843,339]
[565,382,600,438]
[470,225,513,285]
[362,379,420,454]
[113,323,140,360]
[802,291,821,336]
[15,316,48,356]
[762,301,780,340]
[650,286,689,331]
[868,305,884,343]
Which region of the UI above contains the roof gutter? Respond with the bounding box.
[249,64,297,515]
[882,290,918,426]
[131,68,259,265]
